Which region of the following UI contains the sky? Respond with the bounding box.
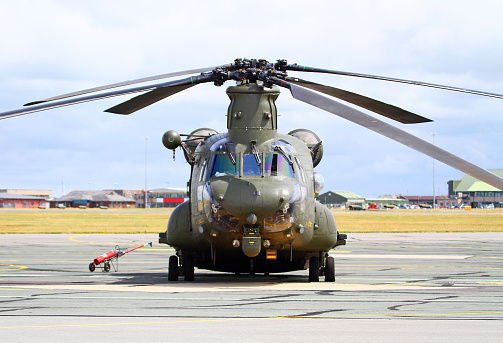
[1,0,502,198]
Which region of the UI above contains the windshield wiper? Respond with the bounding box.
[274,145,293,165]
[224,143,236,165]
[251,141,262,166]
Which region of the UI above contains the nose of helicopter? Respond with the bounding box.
[209,177,294,219]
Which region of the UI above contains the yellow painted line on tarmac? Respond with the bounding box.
[0,287,26,291]
[68,235,175,258]
[69,234,124,245]
[470,256,502,259]
[3,311,503,329]
[283,311,503,318]
[68,235,167,249]
[0,316,265,329]
[336,254,472,259]
[0,264,28,271]
[338,263,503,270]
[355,245,474,250]
[1,282,453,293]
[68,234,89,242]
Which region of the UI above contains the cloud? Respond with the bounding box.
[1,0,502,197]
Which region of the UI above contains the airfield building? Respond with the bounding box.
[448,169,503,208]
[51,190,136,209]
[318,191,366,209]
[0,193,47,208]
[0,189,52,199]
[319,192,456,209]
[144,188,188,208]
[397,195,453,208]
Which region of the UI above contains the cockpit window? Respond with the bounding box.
[209,153,295,178]
[210,138,234,152]
[207,139,297,178]
[263,154,295,177]
[242,154,260,176]
[208,153,239,177]
[271,139,295,153]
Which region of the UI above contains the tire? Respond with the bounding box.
[104,262,110,272]
[183,255,195,281]
[309,256,319,282]
[325,256,335,282]
[89,262,95,272]
[168,255,179,281]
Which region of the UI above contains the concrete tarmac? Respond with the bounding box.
[1,233,502,342]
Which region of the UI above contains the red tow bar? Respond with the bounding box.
[89,242,152,272]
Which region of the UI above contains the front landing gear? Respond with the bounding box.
[168,253,195,282]
[324,256,335,282]
[309,256,319,282]
[168,255,179,281]
[183,254,194,281]
[309,254,335,282]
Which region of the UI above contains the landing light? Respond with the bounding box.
[263,239,271,248]
[246,213,258,225]
[232,239,240,248]
[314,172,325,193]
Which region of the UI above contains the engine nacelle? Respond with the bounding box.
[288,129,323,167]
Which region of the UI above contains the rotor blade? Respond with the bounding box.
[286,64,503,100]
[287,77,432,124]
[105,84,195,115]
[277,79,503,190]
[0,74,212,120]
[23,66,219,106]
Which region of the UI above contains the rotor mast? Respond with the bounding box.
[226,83,280,146]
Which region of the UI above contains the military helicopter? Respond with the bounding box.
[2,58,503,282]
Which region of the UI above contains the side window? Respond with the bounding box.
[295,157,306,183]
[208,154,240,177]
[199,159,208,182]
[263,154,295,178]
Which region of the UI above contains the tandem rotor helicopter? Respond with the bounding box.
[2,58,503,282]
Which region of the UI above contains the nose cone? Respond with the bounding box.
[210,178,294,218]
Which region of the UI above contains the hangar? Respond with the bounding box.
[50,190,136,208]
[318,191,366,209]
[448,169,503,208]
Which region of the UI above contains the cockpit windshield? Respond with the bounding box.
[208,153,295,178]
[207,138,297,178]
[209,153,239,177]
[263,154,295,177]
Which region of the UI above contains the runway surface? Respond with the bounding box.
[1,233,502,342]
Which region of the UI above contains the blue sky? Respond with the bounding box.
[1,0,502,197]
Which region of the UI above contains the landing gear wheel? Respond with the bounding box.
[309,256,320,282]
[103,262,111,272]
[325,256,335,282]
[89,262,96,272]
[168,255,179,281]
[183,255,194,281]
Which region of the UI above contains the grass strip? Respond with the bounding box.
[0,209,502,234]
